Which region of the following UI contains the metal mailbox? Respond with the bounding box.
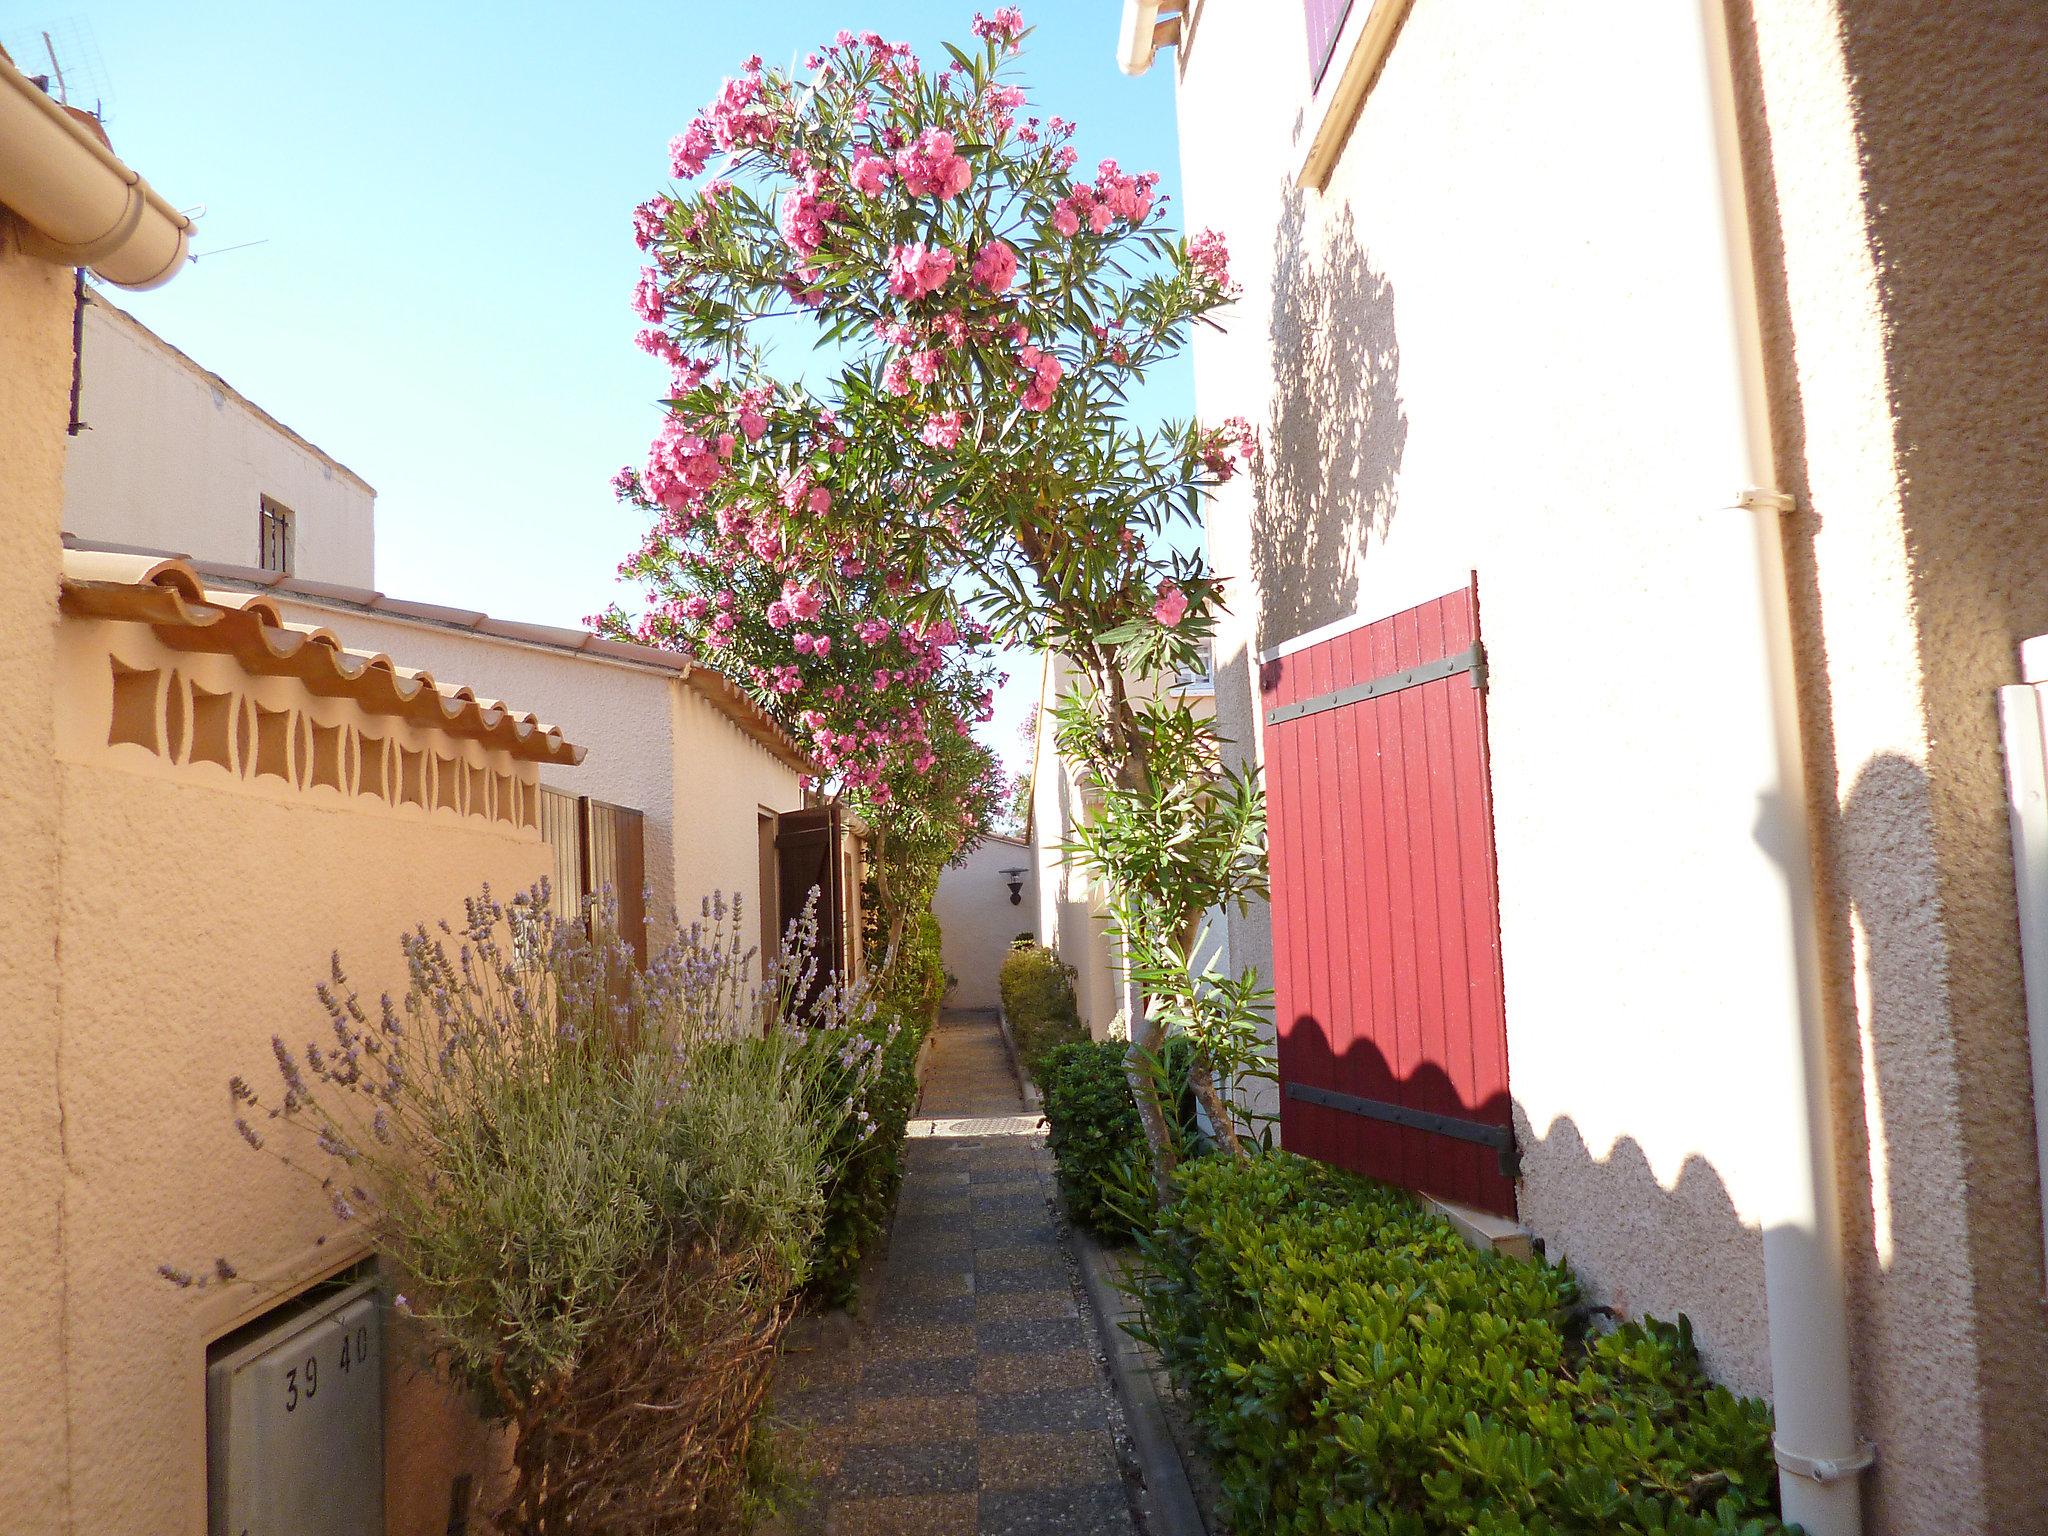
[206,1274,384,1536]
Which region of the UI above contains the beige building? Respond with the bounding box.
[935,832,1039,1010]
[67,291,377,585]
[59,301,815,956]
[0,47,811,1536]
[1027,650,1224,1040]
[1120,1,2048,1531]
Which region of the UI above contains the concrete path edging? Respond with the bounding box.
[1070,1233,1210,1536]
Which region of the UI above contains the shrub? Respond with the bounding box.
[808,906,945,1306]
[188,886,883,1535]
[999,941,1087,1078]
[1039,1036,1193,1238]
[1130,1151,1786,1535]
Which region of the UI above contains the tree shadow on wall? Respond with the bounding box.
[1283,1019,1773,1397]
[1253,186,1409,647]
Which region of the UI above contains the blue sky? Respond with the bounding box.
[18,1,1193,777]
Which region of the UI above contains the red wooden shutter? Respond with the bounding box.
[1259,579,1516,1215]
[1304,0,1357,88]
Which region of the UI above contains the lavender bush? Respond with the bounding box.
[187,882,886,1533]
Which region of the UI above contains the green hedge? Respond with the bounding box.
[807,912,944,1307]
[998,942,1087,1079]
[1039,1037,1194,1238]
[1132,1151,1787,1535]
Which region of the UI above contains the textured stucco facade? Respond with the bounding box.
[64,293,375,584]
[1169,2,2048,1530]
[0,218,80,1536]
[936,833,1039,1010]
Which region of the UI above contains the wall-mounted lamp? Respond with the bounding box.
[1000,867,1027,906]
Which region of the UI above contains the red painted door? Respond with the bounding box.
[1259,579,1516,1215]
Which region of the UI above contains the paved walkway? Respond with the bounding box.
[769,1010,1142,1535]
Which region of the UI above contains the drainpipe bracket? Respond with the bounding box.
[1735,486,1797,515]
[1774,1436,1876,1485]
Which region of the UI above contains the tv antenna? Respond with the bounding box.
[5,18,114,120]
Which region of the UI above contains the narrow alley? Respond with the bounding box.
[770,1010,1142,1536]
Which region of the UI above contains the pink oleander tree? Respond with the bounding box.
[596,531,1007,959]
[615,9,1267,1192]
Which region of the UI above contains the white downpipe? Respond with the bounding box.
[0,51,188,288]
[1694,1,1869,1530]
[1117,0,1164,76]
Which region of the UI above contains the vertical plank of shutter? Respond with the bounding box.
[1363,611,1415,1194]
[1460,579,1515,1212]
[1391,600,1445,1203]
[1425,593,1482,1205]
[1307,629,1353,1172]
[1262,653,1308,1160]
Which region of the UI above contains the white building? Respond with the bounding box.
[58,300,841,965]
[65,291,375,585]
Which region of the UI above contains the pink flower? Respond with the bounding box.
[894,129,972,201]
[921,411,964,450]
[1051,204,1080,238]
[971,239,1018,294]
[766,599,792,629]
[887,242,957,300]
[808,485,832,514]
[1153,581,1189,628]
[855,618,891,645]
[882,356,912,396]
[850,147,892,195]
[909,349,942,384]
[631,268,666,322]
[1017,345,1063,412]
[669,123,713,178]
[1188,228,1233,290]
[777,182,834,255]
[972,7,1027,45]
[631,197,671,252]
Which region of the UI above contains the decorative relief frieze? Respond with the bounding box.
[98,656,536,829]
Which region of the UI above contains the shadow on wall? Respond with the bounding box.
[1285,1014,1771,1394]
[1253,185,1408,647]
[1286,1024,1769,1392]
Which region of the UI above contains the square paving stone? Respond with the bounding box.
[975,1263,1069,1296]
[978,1388,1110,1436]
[826,1441,978,1498]
[976,1430,1121,1491]
[863,1322,976,1362]
[876,1292,976,1327]
[975,1291,1079,1324]
[974,1244,1062,1270]
[975,1316,1090,1356]
[891,1269,974,1300]
[977,1483,1132,1535]
[825,1393,978,1447]
[825,1492,979,1536]
[971,1190,1050,1215]
[971,1219,1058,1246]
[974,1349,1103,1396]
[861,1353,978,1397]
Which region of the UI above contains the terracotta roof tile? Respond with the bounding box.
[59,549,585,765]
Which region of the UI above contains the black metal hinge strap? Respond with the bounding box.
[1285,1080,1521,1179]
[1264,642,1486,727]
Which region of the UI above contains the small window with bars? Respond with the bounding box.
[258,496,295,575]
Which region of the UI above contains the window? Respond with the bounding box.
[258,496,295,575]
[1304,0,1357,90]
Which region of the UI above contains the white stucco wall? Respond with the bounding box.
[1171,2,2048,1529]
[936,834,1039,1010]
[64,296,374,585]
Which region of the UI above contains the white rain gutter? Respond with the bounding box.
[1694,1,1870,1530]
[0,51,189,288]
[1116,0,1183,77]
